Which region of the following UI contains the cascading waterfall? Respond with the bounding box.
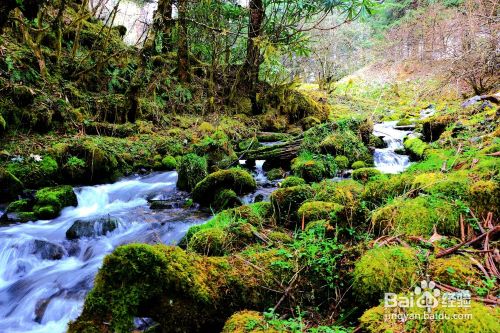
[373,121,412,174]
[0,171,208,333]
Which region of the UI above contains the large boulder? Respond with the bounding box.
[66,217,119,240]
[270,185,314,227]
[191,169,256,206]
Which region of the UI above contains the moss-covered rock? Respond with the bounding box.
[33,185,77,219]
[360,300,500,333]
[280,176,306,188]
[318,129,370,163]
[291,154,330,183]
[422,114,454,142]
[161,155,177,170]
[353,246,420,304]
[270,185,314,227]
[222,311,278,333]
[66,217,119,240]
[176,154,208,192]
[313,179,366,225]
[68,244,294,333]
[352,168,381,183]
[368,135,386,149]
[371,196,459,237]
[351,161,366,170]
[362,173,415,207]
[192,169,256,206]
[411,171,470,200]
[297,201,344,224]
[213,189,243,212]
[468,180,500,218]
[429,255,482,289]
[404,137,429,160]
[266,168,285,181]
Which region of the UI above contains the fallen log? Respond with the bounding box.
[239,138,302,161]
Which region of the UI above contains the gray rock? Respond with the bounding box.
[30,240,65,260]
[66,217,119,240]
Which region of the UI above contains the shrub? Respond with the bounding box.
[176,154,208,192]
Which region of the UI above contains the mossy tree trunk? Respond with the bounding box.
[177,0,190,83]
[153,0,173,53]
[245,0,264,114]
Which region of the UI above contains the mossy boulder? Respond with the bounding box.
[213,189,243,212]
[33,186,77,219]
[187,227,227,256]
[353,246,420,304]
[161,155,177,170]
[411,172,469,199]
[318,129,370,163]
[404,137,429,160]
[222,311,278,333]
[270,185,314,227]
[429,255,481,289]
[291,155,330,183]
[266,168,285,181]
[6,199,31,213]
[192,169,256,206]
[313,179,366,225]
[360,300,500,333]
[422,114,454,142]
[280,176,306,188]
[68,244,294,333]
[176,154,208,192]
[372,196,459,237]
[362,174,415,208]
[352,168,381,183]
[468,180,500,218]
[297,201,344,224]
[368,135,386,148]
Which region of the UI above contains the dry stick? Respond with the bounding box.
[460,214,465,242]
[435,226,500,258]
[273,266,305,312]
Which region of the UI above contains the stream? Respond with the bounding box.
[0,123,413,332]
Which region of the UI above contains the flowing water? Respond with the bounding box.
[373,121,412,173]
[0,172,210,333]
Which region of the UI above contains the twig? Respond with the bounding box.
[435,226,500,258]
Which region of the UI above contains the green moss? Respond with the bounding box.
[213,189,243,212]
[222,311,278,333]
[318,129,370,163]
[468,180,500,218]
[33,185,77,219]
[407,149,455,173]
[280,176,306,188]
[411,172,470,199]
[192,169,256,206]
[313,179,366,224]
[372,196,459,237]
[360,301,500,333]
[368,135,385,149]
[266,168,284,181]
[63,156,86,181]
[422,114,454,142]
[194,130,238,170]
[297,201,344,224]
[0,114,6,133]
[351,161,366,169]
[69,244,294,332]
[404,137,428,160]
[352,168,381,183]
[270,185,314,227]
[362,173,415,207]
[334,155,349,170]
[301,116,321,130]
[429,255,481,289]
[6,199,30,213]
[176,153,208,192]
[353,246,420,304]
[291,153,329,183]
[161,155,177,170]
[187,227,227,256]
[238,138,260,151]
[396,118,413,126]
[267,231,293,244]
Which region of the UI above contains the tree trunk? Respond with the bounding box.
[153,0,173,53]
[177,0,190,82]
[245,0,264,113]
